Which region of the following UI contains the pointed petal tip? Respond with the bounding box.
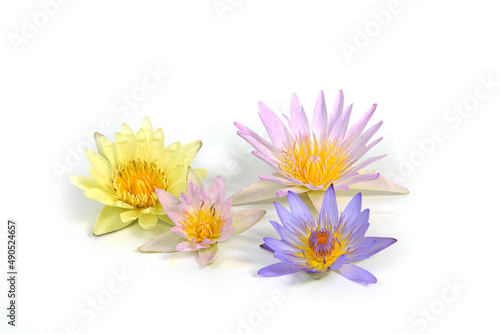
[275,190,286,197]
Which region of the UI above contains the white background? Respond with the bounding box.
[1,1,499,333]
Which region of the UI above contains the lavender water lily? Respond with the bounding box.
[232,90,407,208]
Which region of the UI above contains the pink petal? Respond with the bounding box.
[170,226,188,237]
[349,154,387,173]
[176,240,208,251]
[175,241,196,251]
[348,170,409,194]
[347,121,383,152]
[252,151,280,171]
[217,227,234,242]
[312,90,327,139]
[221,198,232,217]
[289,93,310,139]
[198,243,219,265]
[155,189,180,211]
[276,186,309,197]
[344,104,377,148]
[329,103,353,143]
[235,122,277,157]
[347,136,383,163]
[258,173,297,186]
[258,101,291,150]
[186,182,202,206]
[336,172,380,188]
[328,90,344,134]
[208,175,225,204]
[165,210,187,226]
[180,191,199,214]
[200,238,217,245]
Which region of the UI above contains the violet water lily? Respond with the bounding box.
[233,90,407,208]
[258,185,396,283]
[138,167,266,265]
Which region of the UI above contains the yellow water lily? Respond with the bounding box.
[70,117,206,236]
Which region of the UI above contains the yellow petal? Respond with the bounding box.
[83,188,133,209]
[83,188,117,204]
[94,132,106,157]
[167,163,187,185]
[135,128,149,161]
[186,166,201,188]
[157,214,173,224]
[99,136,119,171]
[179,140,202,165]
[120,208,142,223]
[167,166,206,196]
[149,128,165,160]
[69,175,101,191]
[151,205,167,215]
[84,149,112,178]
[141,207,152,214]
[167,181,187,198]
[193,168,207,182]
[140,116,153,143]
[121,123,137,153]
[159,141,181,173]
[88,167,114,192]
[138,213,158,229]
[92,206,133,236]
[115,132,134,163]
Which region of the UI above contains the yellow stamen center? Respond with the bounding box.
[308,229,339,263]
[294,222,346,272]
[277,137,351,188]
[182,204,225,243]
[113,159,167,208]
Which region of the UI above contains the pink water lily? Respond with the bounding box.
[138,168,266,265]
[233,90,408,209]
